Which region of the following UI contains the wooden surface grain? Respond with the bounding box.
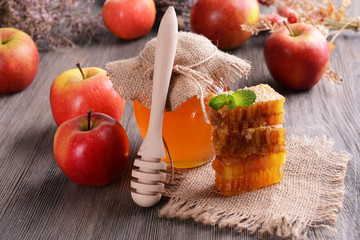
[0,2,359,240]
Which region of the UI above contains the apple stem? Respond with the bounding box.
[87,109,91,131]
[283,21,295,37]
[76,62,85,80]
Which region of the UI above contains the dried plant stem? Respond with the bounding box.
[330,17,359,43]
[0,0,104,51]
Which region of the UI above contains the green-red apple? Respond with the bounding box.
[50,65,125,126]
[53,111,130,186]
[264,23,330,90]
[190,0,259,50]
[0,27,39,94]
[102,0,156,40]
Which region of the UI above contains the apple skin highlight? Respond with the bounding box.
[264,23,330,90]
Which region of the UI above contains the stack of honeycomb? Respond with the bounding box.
[208,84,286,196]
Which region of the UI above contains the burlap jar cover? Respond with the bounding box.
[106,31,251,115]
[160,136,350,239]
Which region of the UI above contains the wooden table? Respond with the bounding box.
[1,3,359,240]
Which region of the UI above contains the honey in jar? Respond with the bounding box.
[133,96,214,169]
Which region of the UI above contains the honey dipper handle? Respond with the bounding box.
[138,7,178,159]
[131,7,178,208]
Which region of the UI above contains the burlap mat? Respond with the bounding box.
[160,136,351,239]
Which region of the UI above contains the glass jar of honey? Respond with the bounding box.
[133,96,214,169]
[106,31,251,168]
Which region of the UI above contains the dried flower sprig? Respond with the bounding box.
[247,0,359,41]
[0,0,105,51]
[242,14,283,35]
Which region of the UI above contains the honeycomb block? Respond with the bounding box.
[212,151,286,179]
[213,124,286,158]
[207,84,287,196]
[208,84,285,130]
[214,165,285,196]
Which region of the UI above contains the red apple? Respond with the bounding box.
[264,23,330,90]
[190,0,259,50]
[0,27,39,94]
[53,111,130,186]
[50,63,125,126]
[102,0,156,40]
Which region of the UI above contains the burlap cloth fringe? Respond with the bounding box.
[105,31,251,112]
[160,136,351,239]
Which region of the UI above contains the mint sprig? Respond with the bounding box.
[209,89,256,110]
[232,89,257,107]
[209,94,227,110]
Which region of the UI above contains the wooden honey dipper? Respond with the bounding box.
[130,7,178,207]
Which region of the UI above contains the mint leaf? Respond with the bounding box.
[209,94,227,110]
[232,89,256,107]
[226,94,235,110]
[209,89,256,110]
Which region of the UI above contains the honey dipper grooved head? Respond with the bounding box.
[131,191,162,207]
